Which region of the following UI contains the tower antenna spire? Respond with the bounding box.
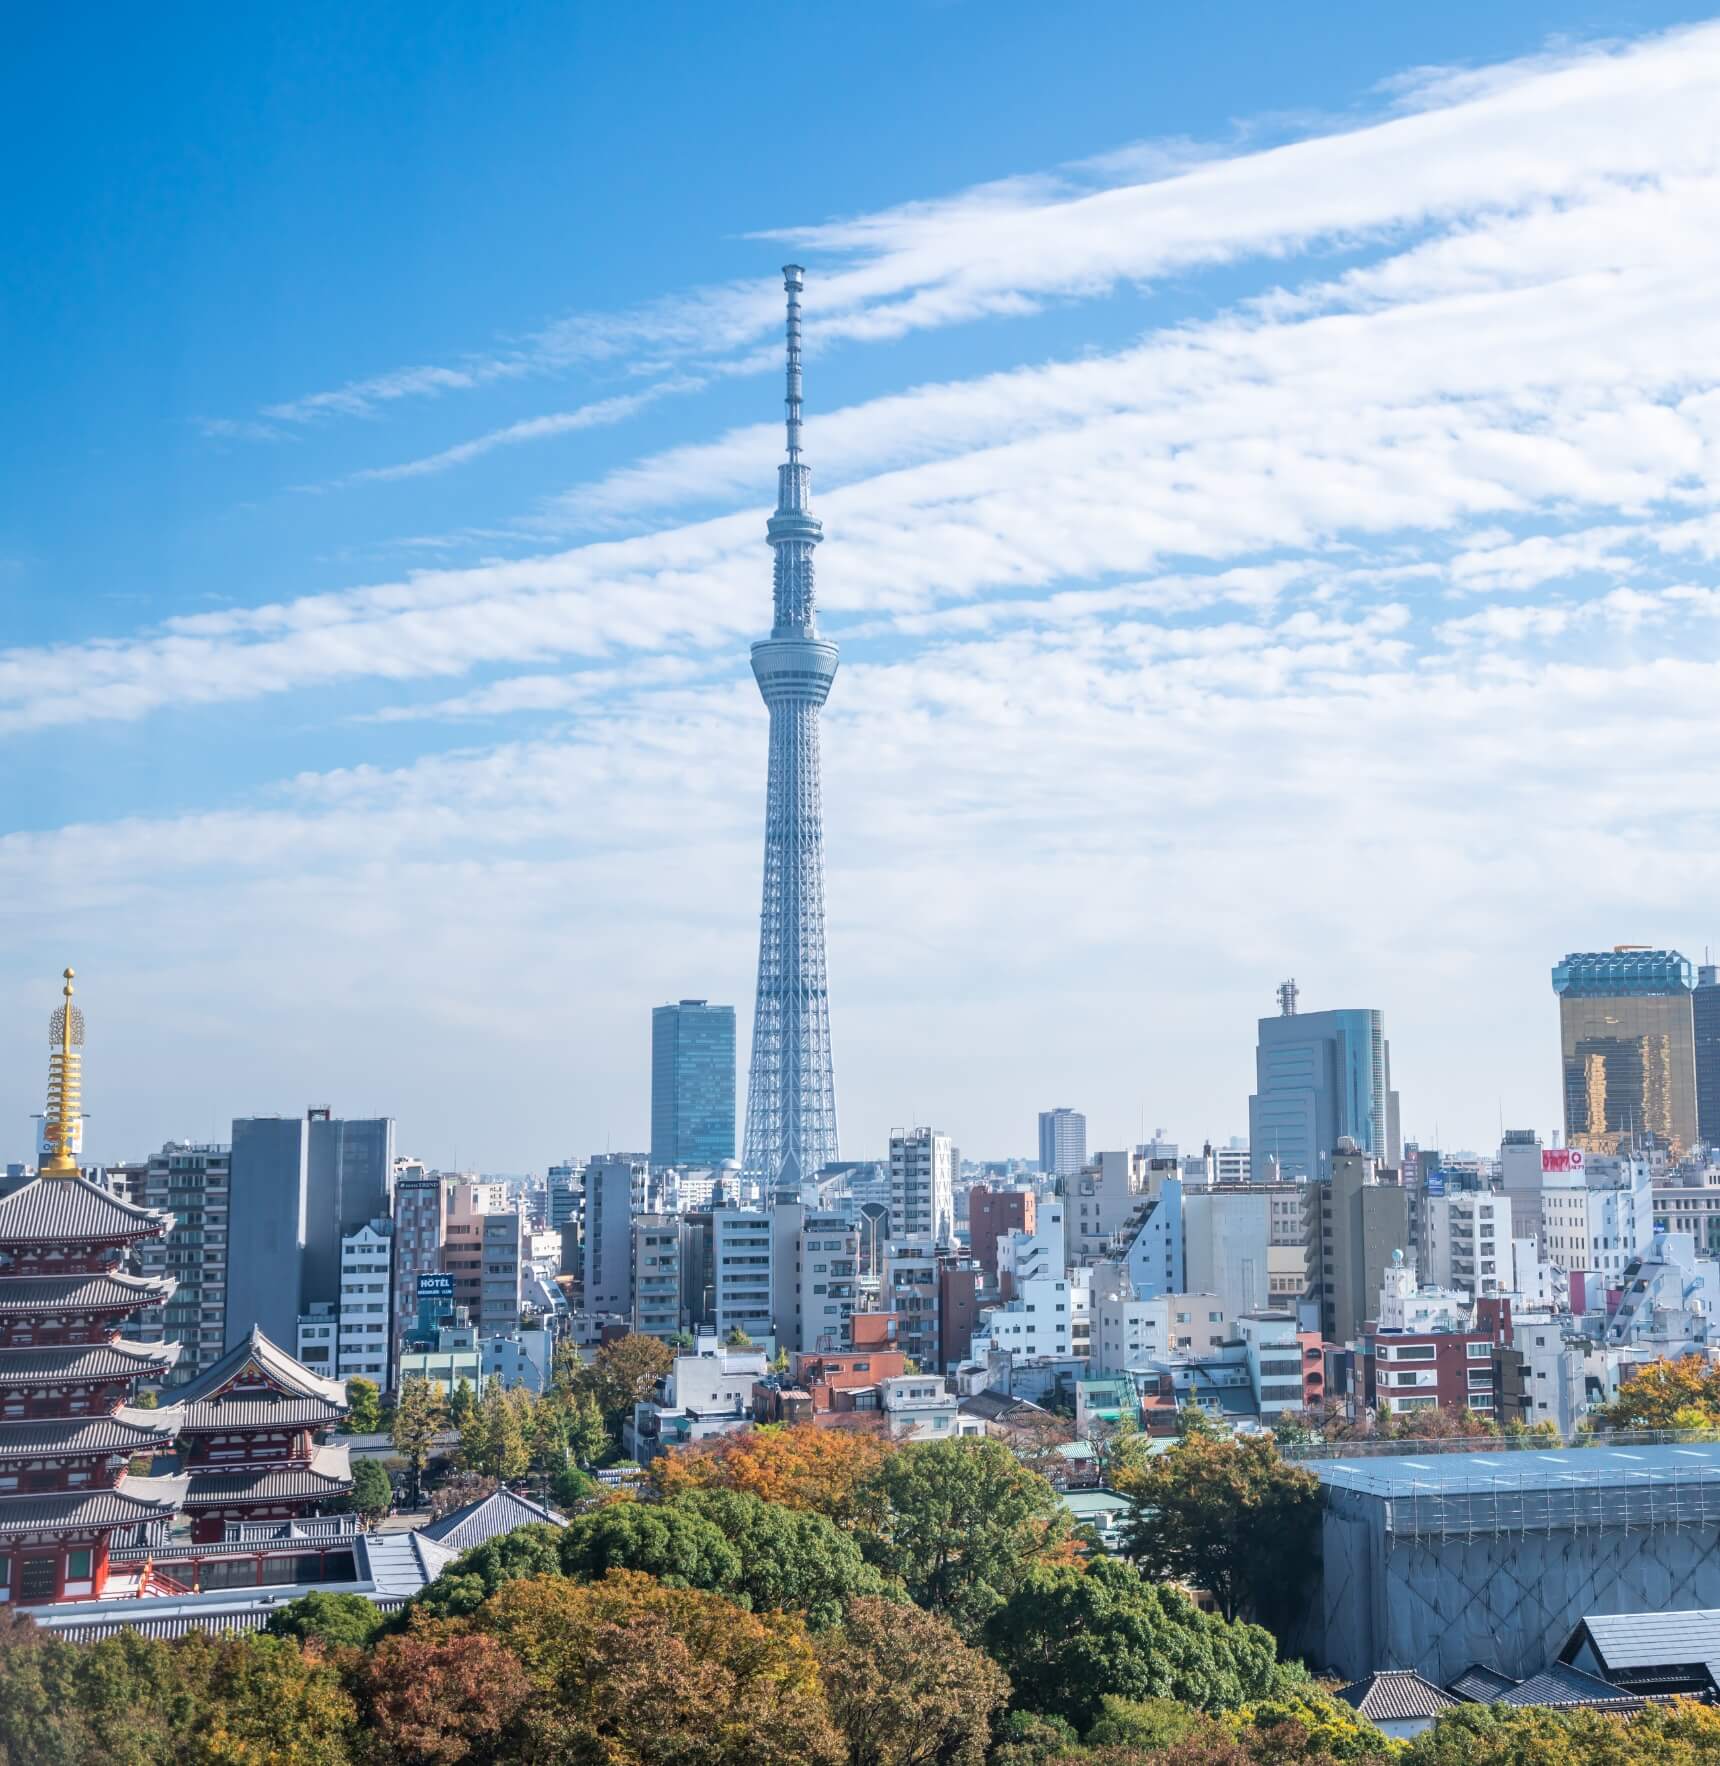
[783,264,804,466]
[745,267,841,1194]
[42,967,84,1176]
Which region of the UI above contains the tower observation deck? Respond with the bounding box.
[742,266,840,1193]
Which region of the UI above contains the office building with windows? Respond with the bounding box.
[1037,1108,1087,1179]
[651,1001,736,1169]
[889,1126,957,1247]
[132,1141,230,1386]
[1249,997,1395,1182]
[1695,964,1720,1148]
[1552,949,1698,1158]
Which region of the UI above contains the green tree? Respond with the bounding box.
[565,1391,611,1467]
[1118,1432,1320,1632]
[552,1464,599,1510]
[571,1332,675,1436]
[267,1589,386,1650]
[671,1488,894,1628]
[1087,1693,1216,1751]
[983,1557,1283,1733]
[460,1382,532,1481]
[724,1326,755,1348]
[410,1522,567,1620]
[818,1595,1009,1766]
[558,1498,744,1593]
[348,1458,393,1526]
[390,1376,448,1507]
[860,1436,1068,1635]
[344,1377,384,1435]
[1222,1686,1393,1761]
[448,1376,476,1429]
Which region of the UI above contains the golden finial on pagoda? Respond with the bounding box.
[41,966,85,1176]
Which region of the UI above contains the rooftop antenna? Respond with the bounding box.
[1277,978,1299,1017]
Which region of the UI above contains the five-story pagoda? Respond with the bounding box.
[0,971,184,1603]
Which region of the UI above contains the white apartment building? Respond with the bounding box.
[712,1207,773,1345]
[890,1126,957,1246]
[628,1339,768,1461]
[1182,1185,1275,1324]
[1542,1159,1654,1279]
[1038,1108,1088,1179]
[1423,1191,1510,1296]
[1089,1263,1228,1375]
[338,1217,394,1383]
[1236,1311,1307,1415]
[132,1141,231,1387]
[999,1202,1066,1297]
[977,1273,1088,1363]
[581,1158,642,1320]
[879,1374,979,1440]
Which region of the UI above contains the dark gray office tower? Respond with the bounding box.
[1697,965,1720,1149]
[226,1116,311,1351]
[226,1109,395,1351]
[651,1001,736,1168]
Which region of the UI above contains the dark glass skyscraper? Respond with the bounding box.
[1696,965,1720,1150]
[651,1000,737,1168]
[1552,948,1698,1157]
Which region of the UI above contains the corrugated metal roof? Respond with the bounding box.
[421,1487,563,1551]
[358,1531,458,1597]
[0,1176,167,1245]
[1337,1670,1460,1722]
[1317,1442,1720,1497]
[0,1339,180,1386]
[0,1271,175,1313]
[1579,1608,1720,1669]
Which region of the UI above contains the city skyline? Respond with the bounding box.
[7,7,1720,1167]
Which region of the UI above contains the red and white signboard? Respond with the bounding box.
[1541,1148,1586,1174]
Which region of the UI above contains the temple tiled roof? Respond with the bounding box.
[0,1408,183,1459]
[0,1176,167,1246]
[174,1327,349,1417]
[176,1396,345,1433]
[0,1339,180,1387]
[181,1442,351,1507]
[421,1486,565,1551]
[0,1473,188,1538]
[0,1271,176,1314]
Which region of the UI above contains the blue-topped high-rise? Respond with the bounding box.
[742,266,840,1193]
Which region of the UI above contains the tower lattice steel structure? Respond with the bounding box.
[742,265,840,1193]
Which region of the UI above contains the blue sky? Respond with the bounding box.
[5,2,1719,1167]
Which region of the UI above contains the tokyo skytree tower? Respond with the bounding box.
[741,266,840,1193]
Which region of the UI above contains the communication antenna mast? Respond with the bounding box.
[1276,979,1299,1017]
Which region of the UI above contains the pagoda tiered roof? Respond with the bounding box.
[0,1175,169,1247]
[174,1327,348,1433]
[0,1339,180,1388]
[0,1472,188,1541]
[179,1442,352,1508]
[0,1270,176,1315]
[0,1408,184,1460]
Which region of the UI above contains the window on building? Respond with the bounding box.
[18,1557,56,1600]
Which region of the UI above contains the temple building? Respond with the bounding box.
[172,1327,352,1543]
[0,970,186,1603]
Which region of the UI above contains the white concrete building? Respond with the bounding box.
[1183,1185,1274,1324]
[1088,1269,1229,1376]
[1236,1311,1307,1415]
[1423,1191,1511,1296]
[582,1157,644,1319]
[338,1217,394,1383]
[977,1273,1088,1363]
[1376,1256,1475,1335]
[879,1374,977,1440]
[711,1207,774,1345]
[890,1126,957,1246]
[628,1338,769,1460]
[999,1201,1066,1296]
[771,1204,858,1354]
[1542,1158,1654,1280]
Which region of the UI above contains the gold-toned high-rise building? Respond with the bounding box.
[1552,948,1698,1158]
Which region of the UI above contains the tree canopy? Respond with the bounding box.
[1117,1432,1320,1633]
[983,1557,1285,1733]
[648,1420,893,1523]
[1594,1355,1720,1432]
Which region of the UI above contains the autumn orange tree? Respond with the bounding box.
[350,1628,532,1765]
[474,1570,841,1764]
[649,1420,895,1523]
[1594,1355,1720,1432]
